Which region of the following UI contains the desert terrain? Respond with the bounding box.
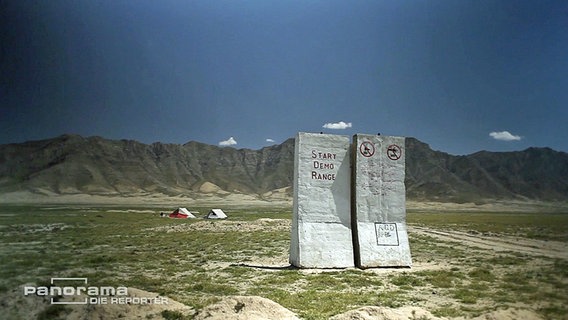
[0,196,567,319]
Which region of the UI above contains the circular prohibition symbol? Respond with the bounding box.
[359,141,375,157]
[386,144,402,160]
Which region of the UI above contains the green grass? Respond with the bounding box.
[161,309,191,320]
[36,304,70,320]
[414,269,466,288]
[391,272,425,288]
[0,205,567,319]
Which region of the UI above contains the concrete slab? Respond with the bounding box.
[289,132,354,268]
[351,134,412,268]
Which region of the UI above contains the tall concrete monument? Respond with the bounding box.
[289,132,412,269]
[289,132,354,268]
[351,134,412,268]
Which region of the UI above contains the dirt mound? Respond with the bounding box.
[199,181,229,194]
[194,295,300,320]
[330,306,439,320]
[63,287,193,320]
[468,308,544,320]
[2,285,193,320]
[330,306,544,320]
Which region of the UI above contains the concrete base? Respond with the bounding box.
[290,222,355,268]
[354,222,412,268]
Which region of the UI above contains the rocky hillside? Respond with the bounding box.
[1,134,567,202]
[405,138,568,202]
[0,134,293,197]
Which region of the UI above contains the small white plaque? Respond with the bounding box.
[374,223,399,246]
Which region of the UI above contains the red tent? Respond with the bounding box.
[169,208,195,219]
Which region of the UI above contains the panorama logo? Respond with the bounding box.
[23,278,168,305]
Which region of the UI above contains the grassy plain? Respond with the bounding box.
[0,205,567,319]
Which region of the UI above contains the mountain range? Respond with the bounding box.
[1,134,567,203]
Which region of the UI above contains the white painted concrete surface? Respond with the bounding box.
[352,134,412,268]
[289,132,354,268]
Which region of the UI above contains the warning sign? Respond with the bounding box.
[386,144,402,160]
[359,141,375,157]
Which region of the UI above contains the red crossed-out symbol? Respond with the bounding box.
[359,141,375,157]
[387,144,402,160]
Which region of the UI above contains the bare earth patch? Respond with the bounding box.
[146,218,291,233]
[411,226,568,260]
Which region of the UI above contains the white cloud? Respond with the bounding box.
[266,138,275,143]
[489,131,521,141]
[219,137,237,146]
[323,121,352,130]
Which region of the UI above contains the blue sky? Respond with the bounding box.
[1,0,567,155]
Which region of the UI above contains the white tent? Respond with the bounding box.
[206,209,227,219]
[169,207,196,219]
